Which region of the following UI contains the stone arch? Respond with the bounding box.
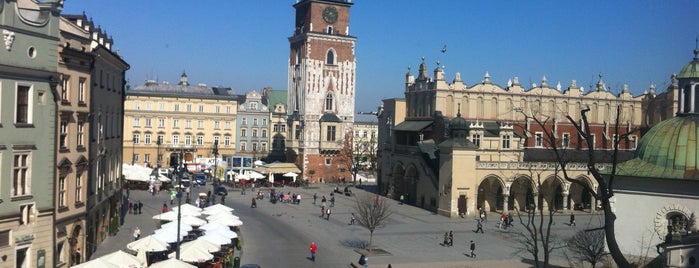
[568,175,595,211]
[508,174,535,211]
[477,175,506,212]
[540,174,566,212]
[654,204,694,241]
[401,164,419,205]
[390,162,406,199]
[69,225,82,265]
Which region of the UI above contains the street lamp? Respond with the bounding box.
[156,136,162,167]
[211,140,219,204]
[175,149,185,260]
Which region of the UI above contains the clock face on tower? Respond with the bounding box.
[322,6,338,24]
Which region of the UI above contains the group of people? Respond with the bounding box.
[498,212,514,229]
[128,200,143,214]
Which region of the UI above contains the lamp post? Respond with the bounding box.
[212,140,219,204]
[175,149,184,260]
[156,136,162,167]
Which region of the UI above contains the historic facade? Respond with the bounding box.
[83,15,130,259]
[236,90,271,161]
[0,1,63,267]
[264,89,288,162]
[353,115,378,170]
[286,0,356,182]
[377,58,660,217]
[613,48,699,265]
[124,74,238,176]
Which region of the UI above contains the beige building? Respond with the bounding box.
[124,74,238,173]
[377,59,662,217]
[352,116,378,170]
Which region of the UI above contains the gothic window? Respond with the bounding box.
[325,93,333,111]
[326,49,335,65]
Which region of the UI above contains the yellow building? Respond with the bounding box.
[123,73,238,172]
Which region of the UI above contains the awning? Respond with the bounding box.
[393,120,432,131]
[253,162,302,174]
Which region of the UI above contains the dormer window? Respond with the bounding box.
[326,50,335,65]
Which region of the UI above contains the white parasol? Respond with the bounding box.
[199,233,233,246]
[98,250,144,268]
[204,228,238,239]
[148,258,197,268]
[283,172,298,182]
[180,216,207,226]
[127,235,170,252]
[71,258,120,268]
[160,221,193,232]
[209,217,244,227]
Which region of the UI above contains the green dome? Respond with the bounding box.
[677,49,699,79]
[617,115,699,180]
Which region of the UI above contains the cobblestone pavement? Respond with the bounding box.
[92,181,599,267]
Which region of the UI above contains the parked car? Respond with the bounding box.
[178,178,191,188]
[194,173,207,185]
[215,186,228,196]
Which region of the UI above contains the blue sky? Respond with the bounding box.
[63,0,698,113]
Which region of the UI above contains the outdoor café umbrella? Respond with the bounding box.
[180,215,207,226]
[202,203,234,213]
[72,258,120,268]
[199,233,232,246]
[98,250,144,268]
[209,217,243,227]
[127,235,170,252]
[152,211,179,221]
[198,222,229,232]
[283,172,299,182]
[160,221,193,233]
[148,258,197,268]
[169,246,214,263]
[206,213,239,222]
[152,229,186,243]
[204,227,238,239]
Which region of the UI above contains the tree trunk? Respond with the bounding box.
[368,230,374,253]
[601,197,632,267]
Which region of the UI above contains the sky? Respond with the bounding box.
[62,0,698,113]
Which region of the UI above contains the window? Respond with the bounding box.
[325,158,331,165]
[325,93,333,111]
[252,129,258,137]
[158,118,165,128]
[146,102,152,110]
[274,124,280,132]
[134,102,140,110]
[58,176,66,207]
[534,132,543,147]
[16,247,29,268]
[226,106,231,114]
[61,76,69,101]
[173,119,180,128]
[215,106,221,113]
[562,133,570,148]
[262,129,268,138]
[185,135,192,145]
[197,135,204,145]
[78,78,86,103]
[613,134,619,149]
[133,134,140,144]
[186,104,192,112]
[172,135,179,145]
[224,136,231,146]
[77,120,85,147]
[261,143,268,151]
[133,154,139,162]
[133,117,140,127]
[157,134,164,145]
[327,26,333,34]
[262,118,267,126]
[198,105,204,112]
[363,131,368,138]
[75,173,82,203]
[185,120,192,128]
[590,134,596,148]
[250,102,258,110]
[13,153,31,197]
[159,103,165,111]
[0,230,9,247]
[60,120,69,148]
[174,104,179,112]
[630,135,638,150]
[16,85,31,124]
[371,131,376,139]
[225,121,231,129]
[19,203,35,225]
[241,129,247,137]
[240,142,247,151]
[214,121,220,129]
[145,118,152,127]
[472,133,481,147]
[242,118,247,125]
[326,50,335,65]
[502,135,511,149]
[214,136,220,146]
[144,154,151,163]
[326,125,336,141]
[252,143,258,151]
[253,118,258,126]
[144,134,152,144]
[197,120,204,129]
[281,124,286,132]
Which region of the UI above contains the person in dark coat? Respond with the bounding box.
[470,240,476,258]
[475,220,484,233]
[570,213,576,226]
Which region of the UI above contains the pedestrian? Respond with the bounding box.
[375,195,380,207]
[321,196,327,208]
[470,240,476,258]
[399,194,404,205]
[358,254,368,268]
[195,197,201,208]
[570,213,576,226]
[475,220,484,233]
[296,193,301,205]
[161,203,168,213]
[133,227,141,241]
[448,231,454,246]
[313,193,317,205]
[326,208,331,220]
[128,202,133,214]
[349,213,356,225]
[74,248,81,264]
[443,232,449,246]
[309,242,317,261]
[321,205,325,217]
[251,197,257,208]
[507,213,513,227]
[170,189,176,205]
[138,200,143,214]
[330,196,335,207]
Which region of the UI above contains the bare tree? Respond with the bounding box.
[337,132,377,185]
[567,230,607,268]
[353,193,393,253]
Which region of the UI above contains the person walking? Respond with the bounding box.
[313,193,317,205]
[569,213,576,226]
[251,197,257,208]
[326,208,332,220]
[375,195,380,208]
[161,203,168,213]
[309,242,317,261]
[358,254,368,268]
[320,205,325,217]
[330,196,335,207]
[349,213,356,225]
[138,201,143,214]
[475,220,484,233]
[448,231,454,247]
[470,240,476,258]
[321,196,327,208]
[399,194,404,205]
[443,232,449,246]
[507,213,513,228]
[133,227,141,241]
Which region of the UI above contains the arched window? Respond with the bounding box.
[325,93,333,111]
[326,50,335,65]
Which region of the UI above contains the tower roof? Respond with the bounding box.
[677,47,699,79]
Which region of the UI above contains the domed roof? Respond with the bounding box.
[449,104,469,132]
[616,115,699,180]
[677,48,699,79]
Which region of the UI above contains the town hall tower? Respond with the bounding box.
[287,0,356,182]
